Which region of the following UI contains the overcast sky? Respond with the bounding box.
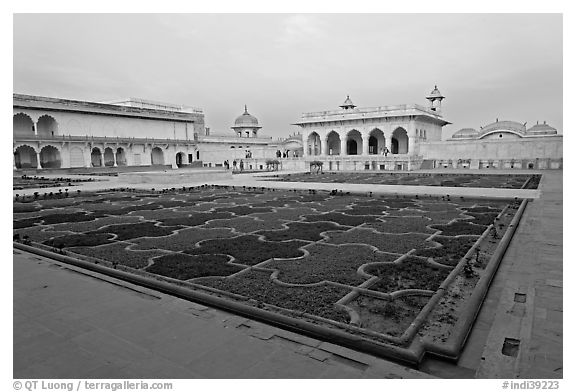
[13,13,562,138]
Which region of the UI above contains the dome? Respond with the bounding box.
[233,105,261,128]
[452,128,479,139]
[340,95,356,109]
[426,85,445,100]
[480,120,526,136]
[526,122,557,135]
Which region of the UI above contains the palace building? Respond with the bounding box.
[12,94,302,171]
[13,87,561,172]
[294,87,562,171]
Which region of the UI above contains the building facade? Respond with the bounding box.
[294,88,450,170]
[13,94,303,171]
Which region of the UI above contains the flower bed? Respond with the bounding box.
[303,212,380,226]
[364,257,452,293]
[145,253,243,280]
[430,220,487,236]
[156,211,234,227]
[325,228,431,254]
[414,235,480,266]
[88,221,183,241]
[203,216,286,232]
[264,243,398,286]
[69,242,166,269]
[362,216,436,234]
[185,234,308,266]
[44,232,114,248]
[264,172,539,189]
[194,270,351,323]
[348,294,430,336]
[129,227,237,251]
[257,221,349,242]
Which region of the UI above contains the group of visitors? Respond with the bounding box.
[275,150,299,158]
[380,147,390,156]
[224,159,245,172]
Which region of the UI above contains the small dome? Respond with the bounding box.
[340,95,356,109]
[426,85,445,100]
[480,120,526,135]
[526,122,557,135]
[452,128,479,139]
[233,105,260,127]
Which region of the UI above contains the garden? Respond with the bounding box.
[13,185,522,363]
[263,172,541,189]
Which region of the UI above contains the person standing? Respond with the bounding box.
[240,159,244,172]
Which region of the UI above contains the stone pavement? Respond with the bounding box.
[13,250,432,379]
[473,171,563,378]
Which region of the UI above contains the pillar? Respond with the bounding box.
[362,133,370,156]
[113,151,118,167]
[36,150,42,169]
[84,146,92,168]
[340,137,347,156]
[13,153,17,170]
[323,138,329,156]
[408,137,416,155]
[385,137,392,154]
[34,122,38,136]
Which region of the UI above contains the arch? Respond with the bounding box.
[14,145,37,169]
[346,129,363,155]
[91,147,103,167]
[369,128,385,155]
[37,115,59,137]
[151,147,165,165]
[40,145,61,168]
[69,146,85,168]
[176,152,187,167]
[103,147,115,167]
[391,127,408,154]
[326,131,341,155]
[116,147,127,166]
[307,132,321,156]
[13,113,35,137]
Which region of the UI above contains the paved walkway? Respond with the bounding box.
[474,170,563,378]
[13,250,432,379]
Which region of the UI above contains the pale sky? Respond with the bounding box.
[13,13,563,138]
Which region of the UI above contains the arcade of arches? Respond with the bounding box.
[306,128,408,156]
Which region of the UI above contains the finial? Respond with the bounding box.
[244,105,248,114]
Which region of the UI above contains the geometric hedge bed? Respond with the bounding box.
[262,172,541,189]
[13,187,524,365]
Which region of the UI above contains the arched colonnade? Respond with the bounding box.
[306,127,409,157]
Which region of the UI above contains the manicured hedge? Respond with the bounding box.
[195,270,351,323]
[146,253,243,279]
[257,221,347,242]
[265,243,398,286]
[185,234,307,265]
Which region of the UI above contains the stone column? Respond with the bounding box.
[34,122,38,136]
[362,132,370,156]
[408,137,416,155]
[323,138,329,156]
[340,137,347,156]
[84,146,92,168]
[36,150,42,169]
[113,151,118,167]
[385,137,392,154]
[13,153,17,170]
